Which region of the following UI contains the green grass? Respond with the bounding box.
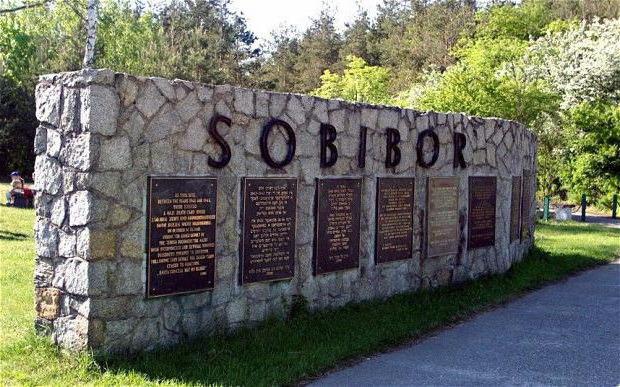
[1,182,618,385]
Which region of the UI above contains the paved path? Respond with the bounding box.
[312,262,620,386]
[571,213,620,229]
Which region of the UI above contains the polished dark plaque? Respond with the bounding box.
[314,178,362,274]
[510,176,522,242]
[427,176,459,257]
[521,170,532,239]
[375,177,414,264]
[146,176,217,298]
[468,176,497,249]
[240,177,297,284]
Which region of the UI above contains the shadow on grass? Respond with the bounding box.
[100,241,616,386]
[537,220,619,235]
[0,229,29,241]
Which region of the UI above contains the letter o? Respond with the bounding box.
[416,129,440,168]
[260,118,296,169]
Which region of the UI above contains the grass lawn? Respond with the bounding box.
[1,182,618,385]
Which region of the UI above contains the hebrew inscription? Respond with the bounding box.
[375,177,415,264]
[468,176,497,249]
[427,177,459,257]
[314,178,362,274]
[146,176,217,298]
[240,177,297,284]
[510,176,522,242]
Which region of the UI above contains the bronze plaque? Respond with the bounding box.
[146,176,217,298]
[426,177,459,257]
[240,177,297,284]
[510,176,522,242]
[468,176,497,249]
[375,177,415,264]
[314,178,362,275]
[521,170,532,239]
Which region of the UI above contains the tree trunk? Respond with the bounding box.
[83,0,99,68]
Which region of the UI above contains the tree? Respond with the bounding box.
[340,6,376,65]
[0,0,84,179]
[157,0,259,86]
[524,17,620,109]
[474,0,555,41]
[312,55,392,105]
[561,101,620,205]
[0,0,260,180]
[96,1,170,78]
[409,1,563,198]
[258,25,301,91]
[369,0,476,91]
[414,36,558,126]
[292,5,342,92]
[404,0,476,74]
[524,18,620,204]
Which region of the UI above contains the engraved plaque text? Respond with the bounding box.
[314,178,362,274]
[468,176,497,249]
[146,176,217,298]
[427,177,459,257]
[240,177,297,284]
[375,177,414,263]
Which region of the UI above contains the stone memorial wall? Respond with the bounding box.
[33,69,537,354]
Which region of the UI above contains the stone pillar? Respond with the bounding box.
[34,69,122,350]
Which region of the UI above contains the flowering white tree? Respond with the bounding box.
[524,18,620,109]
[523,18,620,205]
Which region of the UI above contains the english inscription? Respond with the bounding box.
[427,177,459,257]
[314,178,362,274]
[146,176,217,298]
[510,176,522,242]
[240,177,297,284]
[375,177,414,263]
[468,176,497,249]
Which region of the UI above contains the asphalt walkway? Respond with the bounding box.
[571,213,620,229]
[312,262,620,386]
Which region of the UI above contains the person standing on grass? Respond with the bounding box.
[5,171,25,206]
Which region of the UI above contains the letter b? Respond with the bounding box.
[385,128,401,169]
[320,123,338,168]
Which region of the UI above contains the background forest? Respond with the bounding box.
[1,0,619,207]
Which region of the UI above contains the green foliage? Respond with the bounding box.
[410,4,618,206]
[523,18,620,205]
[292,6,342,92]
[259,5,343,93]
[258,25,301,91]
[474,0,555,40]
[0,0,258,179]
[96,1,169,78]
[371,0,476,91]
[0,0,84,87]
[155,0,259,85]
[414,37,558,126]
[340,7,375,65]
[561,101,620,206]
[312,55,392,105]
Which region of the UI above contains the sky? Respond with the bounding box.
[229,0,384,44]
